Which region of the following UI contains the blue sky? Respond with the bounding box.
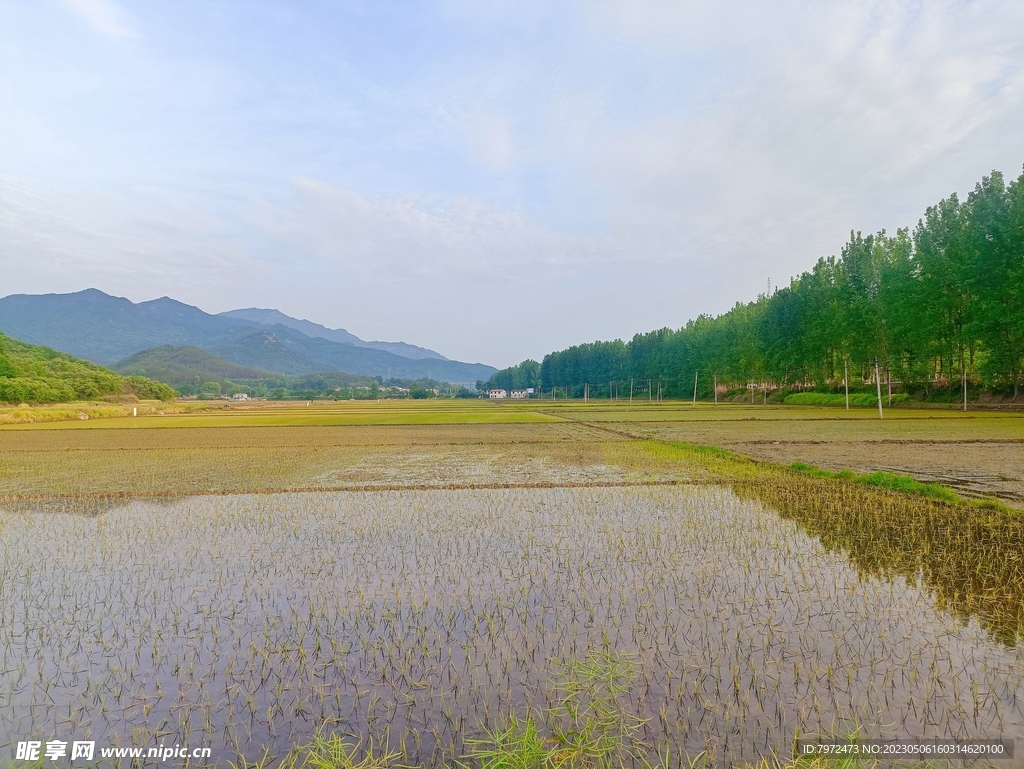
[2,1,1023,366]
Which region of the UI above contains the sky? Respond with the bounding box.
[1,1,1023,368]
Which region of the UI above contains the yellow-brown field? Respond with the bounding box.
[2,399,1023,505]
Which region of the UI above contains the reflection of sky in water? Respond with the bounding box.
[2,488,1022,766]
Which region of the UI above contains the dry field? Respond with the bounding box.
[550,403,1024,509]
[1,399,1023,767]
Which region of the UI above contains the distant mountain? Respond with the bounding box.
[0,290,495,383]
[0,289,255,364]
[208,326,493,381]
[113,346,278,389]
[0,331,174,404]
[220,308,448,360]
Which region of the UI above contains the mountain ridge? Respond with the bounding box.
[0,290,494,383]
[220,308,448,360]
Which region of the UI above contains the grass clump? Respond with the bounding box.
[638,439,740,463]
[857,470,959,501]
[236,734,398,769]
[789,462,960,503]
[465,649,656,769]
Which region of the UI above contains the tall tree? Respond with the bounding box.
[498,166,1024,400]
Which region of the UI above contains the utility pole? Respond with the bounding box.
[693,372,698,405]
[844,360,849,411]
[630,378,633,405]
[963,363,968,412]
[714,374,717,405]
[648,379,652,403]
[875,359,884,419]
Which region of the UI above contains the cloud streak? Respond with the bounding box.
[60,0,134,37]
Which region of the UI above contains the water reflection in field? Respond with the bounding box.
[1,487,1022,766]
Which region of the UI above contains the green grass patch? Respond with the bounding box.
[784,392,910,407]
[789,461,960,502]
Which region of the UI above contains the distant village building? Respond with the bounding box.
[231,393,249,401]
[509,389,530,399]
[488,389,507,399]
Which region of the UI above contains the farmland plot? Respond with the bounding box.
[2,486,1022,766]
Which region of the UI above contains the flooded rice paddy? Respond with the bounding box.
[2,486,1023,766]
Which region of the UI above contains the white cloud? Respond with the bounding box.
[571,0,1024,278]
[465,114,516,171]
[245,178,675,362]
[0,79,83,177]
[0,175,268,300]
[583,1,1024,172]
[255,176,610,277]
[59,0,134,37]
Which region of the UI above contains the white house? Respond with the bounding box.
[510,389,529,399]
[488,389,507,399]
[231,393,249,401]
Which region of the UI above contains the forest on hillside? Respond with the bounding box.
[0,332,175,404]
[487,167,1024,401]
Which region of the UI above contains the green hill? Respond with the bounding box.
[113,345,277,391]
[112,345,384,397]
[0,332,175,404]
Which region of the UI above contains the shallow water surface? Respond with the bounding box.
[1,487,1022,766]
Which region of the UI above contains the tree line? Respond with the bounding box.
[487,167,1024,400]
